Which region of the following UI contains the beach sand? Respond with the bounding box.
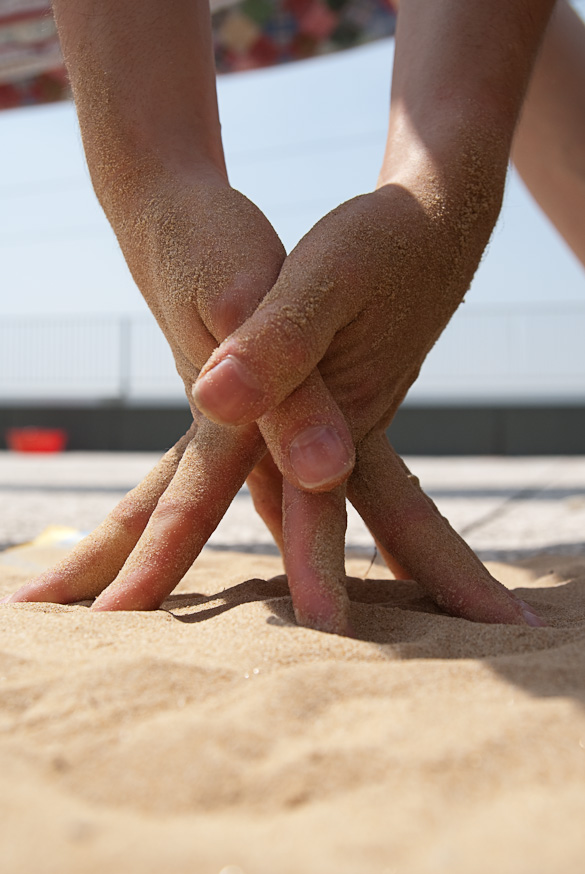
[1,542,584,874]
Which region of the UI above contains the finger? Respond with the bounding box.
[347,432,546,627]
[246,453,284,553]
[195,358,354,492]
[4,425,196,605]
[190,233,358,491]
[372,539,411,581]
[92,418,264,611]
[161,190,286,376]
[256,368,355,492]
[282,479,352,635]
[192,233,358,427]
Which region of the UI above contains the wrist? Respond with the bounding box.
[377,105,509,244]
[89,137,229,230]
[375,112,509,278]
[379,100,510,188]
[380,0,557,195]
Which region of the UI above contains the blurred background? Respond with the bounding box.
[1,1,585,454]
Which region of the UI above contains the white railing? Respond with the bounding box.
[1,304,585,405]
[409,303,585,403]
[0,314,185,404]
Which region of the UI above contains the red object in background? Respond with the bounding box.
[249,34,280,67]
[6,428,68,453]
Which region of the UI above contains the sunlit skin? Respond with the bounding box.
[3,0,564,633]
[511,0,585,271]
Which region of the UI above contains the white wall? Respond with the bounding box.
[1,34,584,403]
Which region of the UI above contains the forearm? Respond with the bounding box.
[51,0,227,212]
[375,0,555,280]
[512,0,585,268]
[380,0,555,206]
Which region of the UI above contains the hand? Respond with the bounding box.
[3,170,289,610]
[193,180,545,631]
[4,0,547,630]
[5,180,543,631]
[0,419,287,609]
[11,0,298,611]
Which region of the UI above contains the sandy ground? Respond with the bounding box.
[1,451,585,873]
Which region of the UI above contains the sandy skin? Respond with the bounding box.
[3,0,557,630]
[3,177,544,632]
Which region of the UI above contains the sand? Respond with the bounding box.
[1,541,584,874]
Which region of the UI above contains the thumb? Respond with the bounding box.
[258,368,355,491]
[192,277,356,490]
[191,253,350,426]
[194,353,355,491]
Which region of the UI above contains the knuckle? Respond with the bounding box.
[206,292,257,339]
[151,497,199,530]
[111,498,153,537]
[263,307,325,381]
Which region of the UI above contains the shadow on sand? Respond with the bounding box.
[165,557,585,708]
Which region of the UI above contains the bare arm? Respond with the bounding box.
[197,0,558,459]
[512,0,585,268]
[380,0,556,213]
[52,0,227,200]
[191,0,556,630]
[37,0,288,612]
[7,0,552,631]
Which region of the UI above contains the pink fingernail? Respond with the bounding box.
[519,600,547,627]
[290,425,353,489]
[193,355,262,424]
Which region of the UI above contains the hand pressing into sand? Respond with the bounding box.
[190,0,557,632]
[1,177,540,629]
[192,180,544,632]
[3,0,550,630]
[1,0,354,620]
[0,0,350,614]
[3,177,542,630]
[0,173,288,609]
[0,0,331,612]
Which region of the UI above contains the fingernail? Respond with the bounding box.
[290,425,353,489]
[519,600,546,627]
[193,355,263,424]
[0,595,11,605]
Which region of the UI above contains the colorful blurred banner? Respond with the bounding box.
[0,0,396,110]
[211,0,396,72]
[0,2,66,109]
